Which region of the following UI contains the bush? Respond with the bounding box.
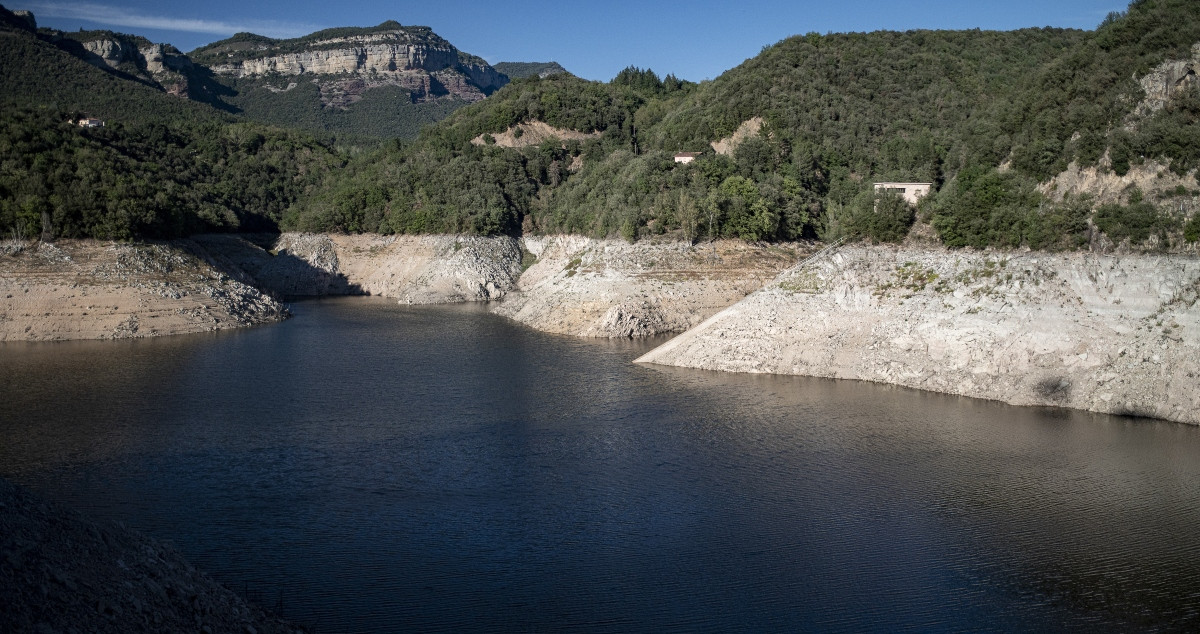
[928,166,1042,248]
[1184,214,1200,243]
[1094,191,1178,244]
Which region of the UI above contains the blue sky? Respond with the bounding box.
[22,0,1128,82]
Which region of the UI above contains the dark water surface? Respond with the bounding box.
[2,297,1200,632]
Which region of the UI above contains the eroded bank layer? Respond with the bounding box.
[189,233,522,303]
[0,240,285,342]
[492,237,809,337]
[637,246,1200,425]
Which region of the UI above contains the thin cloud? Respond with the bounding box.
[26,1,318,38]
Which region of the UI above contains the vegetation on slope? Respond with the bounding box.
[293,0,1200,249]
[493,61,569,80]
[214,78,468,142]
[0,13,341,240]
[3,0,1198,248]
[287,68,696,235]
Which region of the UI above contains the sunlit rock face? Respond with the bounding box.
[207,29,507,104]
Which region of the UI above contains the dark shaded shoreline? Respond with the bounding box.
[0,477,306,634]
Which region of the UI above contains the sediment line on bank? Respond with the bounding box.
[637,245,1200,425]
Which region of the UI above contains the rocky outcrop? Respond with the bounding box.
[0,477,305,633]
[82,38,139,67]
[637,245,1200,425]
[1040,158,1198,209]
[10,9,34,30]
[212,40,458,77]
[77,36,195,97]
[1131,43,1200,121]
[140,43,193,74]
[492,237,805,337]
[206,28,507,104]
[471,120,602,148]
[0,240,286,342]
[711,117,764,156]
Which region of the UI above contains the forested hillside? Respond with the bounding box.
[293,0,1200,249]
[0,10,342,239]
[3,0,1198,247]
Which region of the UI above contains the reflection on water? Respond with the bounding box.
[2,297,1199,632]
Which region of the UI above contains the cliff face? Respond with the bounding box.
[17,14,509,136]
[70,34,197,98]
[202,27,507,105]
[1131,43,1200,120]
[188,233,524,303]
[211,35,456,76]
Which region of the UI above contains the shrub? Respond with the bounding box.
[1093,190,1177,244]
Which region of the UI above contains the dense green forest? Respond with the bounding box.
[212,78,469,143]
[3,0,1199,247]
[0,11,342,239]
[185,21,506,142]
[289,0,1200,248]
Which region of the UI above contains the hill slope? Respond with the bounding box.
[190,21,509,140]
[295,0,1200,250]
[0,7,341,239]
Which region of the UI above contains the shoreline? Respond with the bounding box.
[0,477,306,633]
[636,244,1200,426]
[0,240,286,342]
[4,234,1198,425]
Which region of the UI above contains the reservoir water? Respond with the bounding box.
[2,297,1199,632]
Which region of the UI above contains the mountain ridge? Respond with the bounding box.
[10,8,510,140]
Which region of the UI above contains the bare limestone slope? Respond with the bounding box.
[1,233,523,342]
[192,233,523,303]
[0,240,285,342]
[637,245,1200,425]
[492,237,806,337]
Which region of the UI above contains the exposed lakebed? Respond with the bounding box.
[2,297,1199,632]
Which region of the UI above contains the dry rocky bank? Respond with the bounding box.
[5,233,1199,426]
[493,236,804,337]
[637,245,1200,426]
[0,240,285,342]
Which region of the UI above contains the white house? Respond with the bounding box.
[873,182,931,206]
[674,152,702,164]
[77,118,105,128]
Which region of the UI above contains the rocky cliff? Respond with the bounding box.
[196,24,507,105]
[637,245,1200,425]
[60,32,198,98]
[1131,43,1200,120]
